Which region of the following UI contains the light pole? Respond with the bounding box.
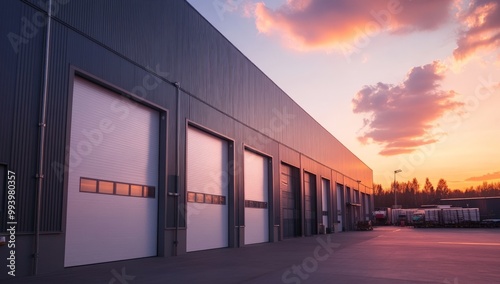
[394,169,402,207]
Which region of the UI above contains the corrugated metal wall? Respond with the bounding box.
[45,0,372,183]
[1,0,45,233]
[1,0,372,235]
[443,198,500,220]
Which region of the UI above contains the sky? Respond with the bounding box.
[186,0,500,190]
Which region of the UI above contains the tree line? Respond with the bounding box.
[373,178,500,208]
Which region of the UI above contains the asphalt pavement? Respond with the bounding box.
[5,227,500,283]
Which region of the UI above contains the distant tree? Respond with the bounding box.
[411,178,420,192]
[422,178,435,204]
[450,189,462,198]
[464,187,478,197]
[410,178,420,208]
[373,179,500,209]
[374,183,383,196]
[373,184,388,208]
[435,178,451,202]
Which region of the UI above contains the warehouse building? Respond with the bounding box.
[0,0,373,277]
[441,197,500,220]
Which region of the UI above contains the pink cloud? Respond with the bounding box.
[466,171,500,181]
[454,0,500,60]
[352,61,463,156]
[253,0,454,50]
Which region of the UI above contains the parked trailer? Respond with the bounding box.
[441,208,480,227]
[413,208,481,228]
[391,209,419,226]
[377,206,487,228]
[373,207,392,225]
[413,209,442,228]
[480,219,500,228]
[425,209,441,225]
[412,210,425,226]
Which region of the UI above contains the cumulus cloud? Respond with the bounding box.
[454,0,500,60]
[466,171,500,181]
[253,0,454,51]
[352,61,463,156]
[214,0,257,19]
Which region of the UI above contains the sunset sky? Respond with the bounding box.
[187,0,500,190]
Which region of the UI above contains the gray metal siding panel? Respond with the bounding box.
[188,97,235,138]
[0,0,21,168]
[4,0,372,235]
[50,0,372,185]
[42,21,68,232]
[4,2,46,233]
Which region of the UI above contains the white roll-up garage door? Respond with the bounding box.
[321,179,329,232]
[186,127,229,252]
[244,150,269,245]
[65,77,159,267]
[336,184,343,233]
[364,193,370,221]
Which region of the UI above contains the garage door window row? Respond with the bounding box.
[79,177,155,198]
[187,191,226,205]
[244,200,268,209]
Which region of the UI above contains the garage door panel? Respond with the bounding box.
[186,203,228,251]
[187,128,228,196]
[304,172,317,236]
[244,151,269,245]
[336,184,343,233]
[186,127,229,252]
[245,208,269,245]
[66,197,157,265]
[244,151,268,201]
[65,77,159,267]
[68,89,158,184]
[281,164,300,238]
[322,179,330,232]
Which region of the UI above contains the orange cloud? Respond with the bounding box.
[466,171,500,181]
[253,0,454,51]
[454,0,500,60]
[352,61,463,156]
